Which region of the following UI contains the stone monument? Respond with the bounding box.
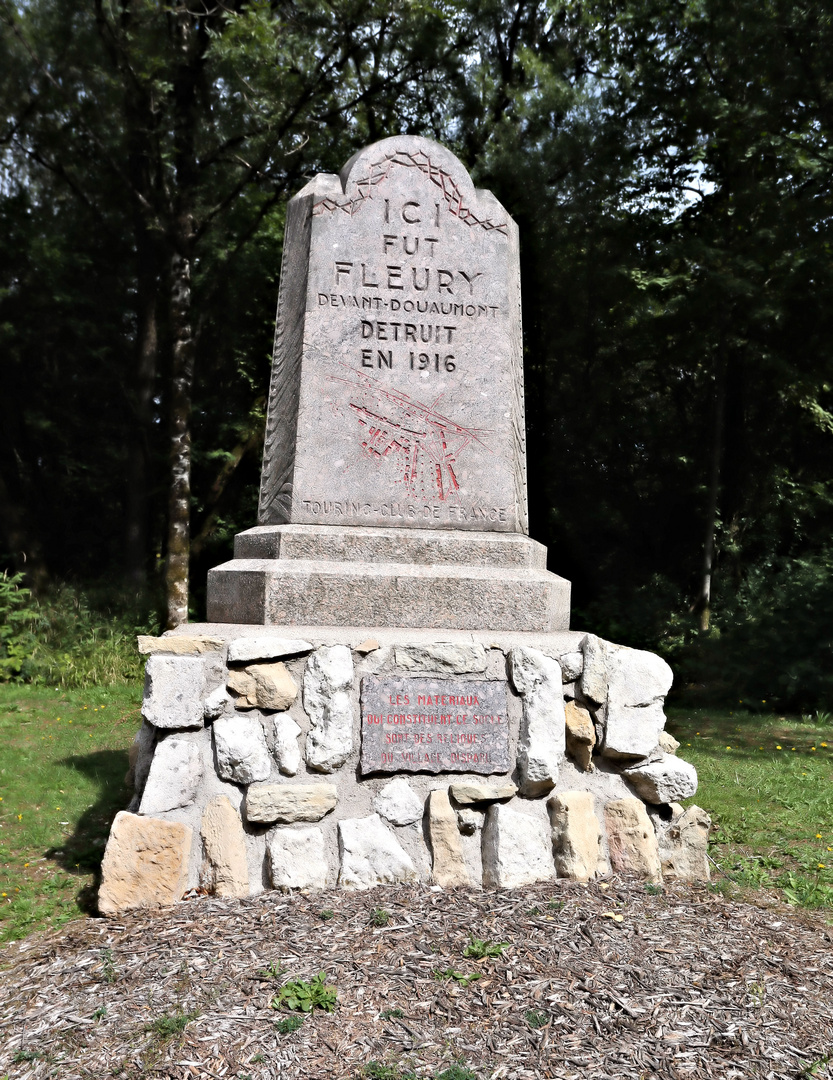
[98,137,708,914]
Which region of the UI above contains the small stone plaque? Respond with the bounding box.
[360,676,509,775]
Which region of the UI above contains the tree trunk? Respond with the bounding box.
[692,349,728,631]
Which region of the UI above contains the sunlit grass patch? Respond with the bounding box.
[668,706,833,910]
[0,682,141,942]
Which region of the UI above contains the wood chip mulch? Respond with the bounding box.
[1,880,832,1080]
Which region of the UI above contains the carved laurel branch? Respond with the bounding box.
[312,149,509,236]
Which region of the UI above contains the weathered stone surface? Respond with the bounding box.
[98,812,192,915]
[126,720,156,797]
[304,645,354,772]
[213,715,272,785]
[272,714,302,776]
[579,634,609,706]
[481,804,555,888]
[209,558,570,632]
[227,662,297,711]
[623,753,698,804]
[245,782,338,824]
[548,791,608,881]
[139,735,203,815]
[373,777,424,826]
[394,643,487,674]
[204,684,233,721]
[448,781,517,805]
[227,636,313,663]
[659,730,680,754]
[360,676,509,775]
[656,804,711,881]
[457,808,484,834]
[601,645,674,761]
[138,635,224,656]
[268,826,329,890]
[559,652,584,682]
[509,647,565,795]
[604,798,662,881]
[256,136,528,535]
[355,637,380,654]
[427,789,471,887]
[200,795,249,898]
[338,813,418,889]
[564,701,596,772]
[142,655,206,730]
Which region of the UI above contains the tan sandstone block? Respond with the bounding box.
[564,701,596,772]
[548,790,608,880]
[98,812,192,915]
[200,796,249,898]
[604,798,661,882]
[245,782,338,824]
[658,804,711,881]
[137,635,225,655]
[428,789,471,887]
[658,730,680,754]
[227,662,297,710]
[448,781,517,805]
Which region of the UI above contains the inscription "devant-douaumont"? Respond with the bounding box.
[317,294,500,317]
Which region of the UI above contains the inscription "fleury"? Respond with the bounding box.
[335,262,482,294]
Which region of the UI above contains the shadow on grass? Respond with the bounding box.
[45,749,131,915]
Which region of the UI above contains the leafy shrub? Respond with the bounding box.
[272,972,337,1013]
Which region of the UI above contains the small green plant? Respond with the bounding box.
[92,1005,107,1021]
[274,1014,305,1035]
[462,936,508,960]
[145,1011,197,1038]
[644,882,663,896]
[318,908,335,921]
[379,1007,404,1020]
[101,947,117,983]
[525,1009,549,1029]
[257,961,285,980]
[547,899,565,912]
[362,1063,417,1080]
[11,1050,39,1063]
[433,968,481,987]
[800,1054,831,1078]
[370,907,390,927]
[250,1053,266,1064]
[272,972,337,1013]
[526,906,542,916]
[436,1066,477,1080]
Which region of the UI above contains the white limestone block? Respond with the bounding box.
[337,813,418,889]
[623,753,698,804]
[273,714,302,776]
[394,643,488,674]
[141,654,206,729]
[268,826,329,890]
[509,647,565,795]
[481,804,555,888]
[304,645,355,772]
[227,636,313,663]
[373,777,424,826]
[213,714,272,785]
[139,734,203,815]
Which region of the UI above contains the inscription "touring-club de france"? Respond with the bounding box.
[359,676,510,776]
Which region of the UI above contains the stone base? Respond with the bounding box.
[206,525,571,631]
[101,624,706,914]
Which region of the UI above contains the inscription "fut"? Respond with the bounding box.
[258,136,528,534]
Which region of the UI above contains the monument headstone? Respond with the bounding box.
[207,136,571,630]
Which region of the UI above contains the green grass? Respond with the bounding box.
[0,682,141,942]
[667,706,833,909]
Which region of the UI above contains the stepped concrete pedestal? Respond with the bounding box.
[207,524,571,631]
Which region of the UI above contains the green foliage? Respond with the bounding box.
[379,1007,404,1020]
[370,907,391,927]
[669,707,833,910]
[0,573,38,681]
[274,1015,304,1035]
[272,972,337,1013]
[318,908,335,921]
[435,1066,477,1080]
[525,1010,549,1029]
[257,961,285,980]
[145,1012,198,1039]
[462,937,508,960]
[362,1063,417,1080]
[432,969,481,987]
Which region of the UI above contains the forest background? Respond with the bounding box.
[0,0,831,710]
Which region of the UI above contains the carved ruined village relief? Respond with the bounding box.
[258,136,528,534]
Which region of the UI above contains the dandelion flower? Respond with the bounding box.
[811,747,817,751]
[817,834,823,839]
[819,864,826,870]
[1,893,6,898]
[822,743,829,748]
[24,863,28,867]
[776,745,782,750]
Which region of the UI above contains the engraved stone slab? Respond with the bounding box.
[258,135,527,534]
[359,676,509,775]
